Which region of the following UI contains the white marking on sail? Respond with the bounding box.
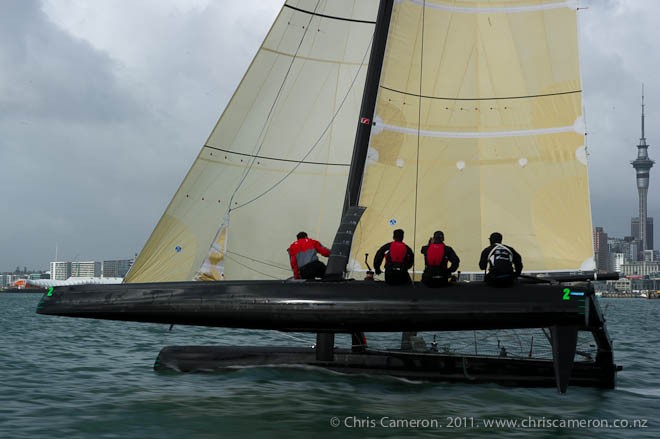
[576,146,587,165]
[378,122,579,138]
[396,0,578,14]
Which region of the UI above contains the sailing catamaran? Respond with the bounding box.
[37,0,620,392]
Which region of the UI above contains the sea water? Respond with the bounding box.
[1,293,658,438]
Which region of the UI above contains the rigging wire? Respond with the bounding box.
[412,1,427,276]
[227,0,323,212]
[226,249,290,271]
[229,30,376,212]
[223,253,283,280]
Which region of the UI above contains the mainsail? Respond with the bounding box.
[349,0,594,275]
[126,1,379,282]
[127,0,594,282]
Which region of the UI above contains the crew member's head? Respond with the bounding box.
[297,231,308,240]
[393,229,404,242]
[433,231,444,243]
[489,232,503,244]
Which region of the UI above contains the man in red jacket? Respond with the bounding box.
[287,231,331,279]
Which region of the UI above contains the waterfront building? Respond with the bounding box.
[50,262,71,281]
[71,261,102,278]
[102,259,133,278]
[620,260,660,277]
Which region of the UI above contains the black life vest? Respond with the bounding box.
[487,244,514,274]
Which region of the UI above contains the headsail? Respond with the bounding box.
[348,0,594,275]
[126,1,379,282]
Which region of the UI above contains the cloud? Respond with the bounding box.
[1,0,659,272]
[580,0,660,244]
[1,0,281,271]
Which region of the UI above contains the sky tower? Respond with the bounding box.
[631,85,655,254]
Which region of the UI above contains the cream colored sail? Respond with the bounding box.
[349,0,595,275]
[126,0,379,282]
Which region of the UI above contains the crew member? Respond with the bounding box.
[373,229,414,285]
[287,232,331,279]
[420,230,460,287]
[478,232,523,287]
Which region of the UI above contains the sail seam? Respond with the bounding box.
[284,4,376,24]
[203,145,349,166]
[261,47,367,66]
[380,86,581,101]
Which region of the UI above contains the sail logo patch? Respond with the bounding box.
[360,117,371,125]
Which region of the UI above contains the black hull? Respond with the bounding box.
[36,279,619,392]
[155,346,616,389]
[37,280,591,332]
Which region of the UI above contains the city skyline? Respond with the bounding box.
[1,0,659,272]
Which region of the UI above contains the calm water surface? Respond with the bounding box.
[1,293,658,438]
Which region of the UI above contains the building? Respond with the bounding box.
[630,88,655,255]
[593,227,610,272]
[631,217,654,253]
[102,259,133,278]
[50,261,72,281]
[71,261,102,278]
[607,236,636,271]
[610,252,625,273]
[620,260,660,277]
[47,258,133,280]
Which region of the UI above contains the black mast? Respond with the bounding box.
[323,0,395,281]
[343,0,394,213]
[318,0,395,359]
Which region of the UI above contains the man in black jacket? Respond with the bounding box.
[373,229,414,285]
[420,230,460,287]
[479,232,523,287]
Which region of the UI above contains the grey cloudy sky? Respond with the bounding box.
[0,0,658,272]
